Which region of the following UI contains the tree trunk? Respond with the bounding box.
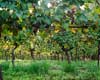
[37,52,41,60]
[65,51,71,64]
[70,52,73,61]
[57,54,59,60]
[11,48,15,67]
[54,53,57,60]
[19,50,24,60]
[61,54,64,61]
[30,48,35,60]
[1,52,3,60]
[5,49,9,61]
[0,66,3,80]
[61,46,71,63]
[98,41,100,67]
[50,53,53,60]
[5,51,8,61]
[75,46,78,61]
[11,43,18,67]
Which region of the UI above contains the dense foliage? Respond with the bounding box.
[0,0,100,65]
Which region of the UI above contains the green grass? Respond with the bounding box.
[0,60,100,80]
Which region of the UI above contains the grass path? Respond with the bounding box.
[0,60,100,80]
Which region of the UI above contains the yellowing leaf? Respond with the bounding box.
[71,28,76,33]
[22,27,26,31]
[64,44,69,48]
[9,32,13,36]
[84,29,88,33]
[55,29,59,33]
